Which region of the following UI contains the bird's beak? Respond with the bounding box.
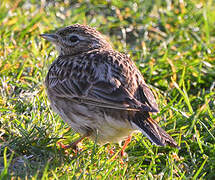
[40,33,58,43]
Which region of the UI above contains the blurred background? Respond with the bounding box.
[0,0,215,179]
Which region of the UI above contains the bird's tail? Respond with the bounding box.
[131,113,179,148]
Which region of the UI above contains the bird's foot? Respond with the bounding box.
[120,135,132,157]
[57,142,78,150]
[57,133,89,152]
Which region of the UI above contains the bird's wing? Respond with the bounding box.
[136,83,159,112]
[46,51,158,112]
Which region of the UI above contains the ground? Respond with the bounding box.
[0,0,215,179]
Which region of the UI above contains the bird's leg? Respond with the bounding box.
[58,133,89,150]
[120,135,132,157]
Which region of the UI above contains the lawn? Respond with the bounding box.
[0,0,215,179]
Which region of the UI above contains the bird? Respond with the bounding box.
[40,24,178,153]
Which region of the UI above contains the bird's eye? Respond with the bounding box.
[69,35,80,43]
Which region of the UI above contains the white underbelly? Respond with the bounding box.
[93,113,137,145]
[49,98,138,145]
[58,106,136,144]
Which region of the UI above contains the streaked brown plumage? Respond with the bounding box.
[41,24,178,148]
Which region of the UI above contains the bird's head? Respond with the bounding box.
[40,24,112,55]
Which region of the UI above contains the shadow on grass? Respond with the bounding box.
[0,125,89,179]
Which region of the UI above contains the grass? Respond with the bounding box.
[0,0,215,179]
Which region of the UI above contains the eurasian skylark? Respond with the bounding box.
[41,24,178,152]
